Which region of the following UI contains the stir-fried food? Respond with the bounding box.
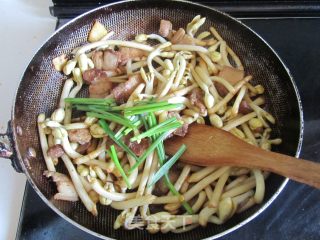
[39,16,282,233]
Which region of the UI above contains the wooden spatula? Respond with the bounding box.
[164,124,320,189]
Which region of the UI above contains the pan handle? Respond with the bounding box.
[0,121,23,173]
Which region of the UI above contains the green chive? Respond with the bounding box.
[88,106,123,116]
[87,112,135,129]
[130,117,180,142]
[108,145,131,189]
[65,97,114,105]
[164,174,194,214]
[124,101,170,111]
[148,112,157,128]
[146,113,193,214]
[74,105,91,111]
[114,126,126,139]
[113,116,141,139]
[149,144,186,186]
[98,119,139,162]
[128,131,173,174]
[74,104,110,112]
[124,103,183,117]
[149,122,181,135]
[140,114,149,130]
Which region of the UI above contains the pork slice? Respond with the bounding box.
[178,35,196,45]
[170,28,195,45]
[166,112,189,137]
[239,100,252,114]
[153,167,180,196]
[118,133,150,157]
[44,171,78,201]
[159,19,173,38]
[86,138,98,153]
[76,141,91,154]
[215,66,245,96]
[82,68,116,85]
[190,88,203,105]
[91,49,122,71]
[128,138,150,157]
[118,47,146,64]
[173,123,189,137]
[218,66,244,85]
[83,69,103,84]
[89,76,113,98]
[68,128,92,145]
[214,82,229,97]
[189,88,206,116]
[103,49,121,71]
[47,144,64,158]
[111,74,142,104]
[92,51,104,70]
[171,28,186,44]
[105,138,122,152]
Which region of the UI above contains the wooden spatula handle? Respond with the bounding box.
[232,149,320,189]
[165,124,320,189]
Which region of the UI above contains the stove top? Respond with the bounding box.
[16,3,320,240]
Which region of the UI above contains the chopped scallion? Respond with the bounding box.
[146,113,193,214]
[65,97,114,105]
[149,144,186,186]
[124,103,183,117]
[75,104,111,112]
[88,112,135,129]
[124,101,170,111]
[108,145,131,189]
[98,119,139,162]
[130,117,180,142]
[164,175,193,214]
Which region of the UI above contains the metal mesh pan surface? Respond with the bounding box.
[9,1,303,239]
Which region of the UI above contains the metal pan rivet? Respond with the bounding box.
[16,126,23,136]
[27,147,37,158]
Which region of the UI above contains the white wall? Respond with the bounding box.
[0,0,55,239]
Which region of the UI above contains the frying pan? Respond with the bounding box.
[0,0,303,239]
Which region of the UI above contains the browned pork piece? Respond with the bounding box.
[92,48,146,71]
[89,77,113,98]
[118,47,146,64]
[189,88,206,116]
[239,100,252,114]
[68,129,92,145]
[215,66,245,96]
[159,19,196,45]
[170,28,195,45]
[47,144,64,158]
[159,19,173,38]
[153,167,180,195]
[103,50,122,70]
[111,74,143,104]
[127,138,150,156]
[174,123,189,137]
[82,68,114,84]
[167,112,189,137]
[92,50,121,71]
[82,68,113,98]
[44,171,79,201]
[105,134,150,157]
[92,51,104,70]
[76,141,91,154]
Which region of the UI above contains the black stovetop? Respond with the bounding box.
[16,3,320,240]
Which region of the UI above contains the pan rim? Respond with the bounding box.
[11,0,304,239]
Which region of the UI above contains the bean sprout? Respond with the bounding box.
[39,16,281,234]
